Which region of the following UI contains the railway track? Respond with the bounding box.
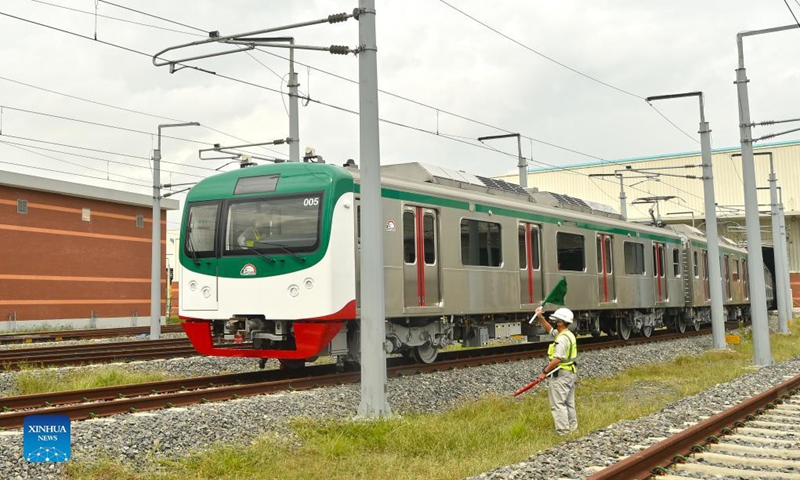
[0,338,197,370]
[0,324,185,344]
[587,371,800,479]
[0,328,709,430]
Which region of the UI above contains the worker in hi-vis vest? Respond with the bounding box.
[533,305,578,435]
[237,220,266,248]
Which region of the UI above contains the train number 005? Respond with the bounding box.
[303,197,319,207]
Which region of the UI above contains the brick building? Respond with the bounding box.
[0,171,178,331]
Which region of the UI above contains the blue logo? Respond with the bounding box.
[23,415,70,462]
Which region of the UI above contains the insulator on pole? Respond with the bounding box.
[328,13,349,23]
[329,45,351,55]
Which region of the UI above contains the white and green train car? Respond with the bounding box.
[179,161,762,367]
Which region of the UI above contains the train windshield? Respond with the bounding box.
[224,194,322,255]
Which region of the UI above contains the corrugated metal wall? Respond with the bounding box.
[496,141,800,272]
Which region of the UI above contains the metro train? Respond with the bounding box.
[178,161,773,367]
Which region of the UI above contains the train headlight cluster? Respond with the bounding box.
[201,287,212,299]
[304,278,314,290]
[288,285,300,298]
[189,281,198,291]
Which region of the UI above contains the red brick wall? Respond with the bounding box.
[0,185,169,322]
[792,273,800,309]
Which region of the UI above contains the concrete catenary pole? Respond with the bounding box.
[698,100,727,349]
[288,39,300,163]
[736,31,775,366]
[645,92,726,349]
[151,122,199,340]
[767,154,789,333]
[357,0,391,417]
[618,175,627,221]
[776,189,793,320]
[151,147,162,340]
[516,134,527,189]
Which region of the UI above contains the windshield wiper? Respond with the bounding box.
[240,245,276,264]
[256,240,306,263]
[186,229,200,265]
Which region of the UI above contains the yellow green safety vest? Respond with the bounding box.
[547,329,577,373]
[245,227,263,248]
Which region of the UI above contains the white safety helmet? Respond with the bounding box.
[550,308,574,324]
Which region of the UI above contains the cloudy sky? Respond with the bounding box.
[1,0,799,229]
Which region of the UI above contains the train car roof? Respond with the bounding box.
[348,162,685,244]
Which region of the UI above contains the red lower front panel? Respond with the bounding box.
[182,320,345,360]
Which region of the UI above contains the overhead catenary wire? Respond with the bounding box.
[97,0,207,33]
[0,138,208,179]
[22,0,204,36]
[17,0,618,164]
[783,0,800,26]
[0,75,289,159]
[438,0,701,145]
[0,143,153,189]
[0,8,704,218]
[0,133,219,172]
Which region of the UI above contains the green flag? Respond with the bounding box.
[543,277,568,306]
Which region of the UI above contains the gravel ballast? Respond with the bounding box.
[0,331,797,480]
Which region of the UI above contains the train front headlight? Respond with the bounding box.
[288,285,300,298]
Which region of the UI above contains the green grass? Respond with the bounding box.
[13,367,167,396]
[66,323,800,480]
[166,315,182,325]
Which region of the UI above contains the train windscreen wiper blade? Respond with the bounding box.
[186,229,200,265]
[240,245,276,264]
[256,240,306,262]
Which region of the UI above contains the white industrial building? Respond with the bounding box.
[496,139,800,309]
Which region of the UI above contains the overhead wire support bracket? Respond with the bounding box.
[151,13,356,69]
[198,139,289,163]
[752,125,800,143]
[752,116,800,127]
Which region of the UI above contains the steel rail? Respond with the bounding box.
[0,338,197,370]
[0,328,712,429]
[0,325,184,344]
[586,372,800,480]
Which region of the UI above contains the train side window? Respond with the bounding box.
[520,224,542,270]
[423,213,436,265]
[673,248,681,277]
[557,232,585,271]
[623,242,645,275]
[184,202,219,257]
[693,251,699,277]
[403,211,416,264]
[460,219,502,267]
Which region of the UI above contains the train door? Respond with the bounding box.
[596,234,615,303]
[652,242,667,302]
[702,249,710,301]
[402,206,441,307]
[743,261,749,300]
[518,222,543,304]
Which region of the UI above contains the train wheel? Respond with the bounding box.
[615,319,631,341]
[692,320,701,332]
[412,343,439,364]
[675,316,687,334]
[279,359,306,370]
[641,325,653,338]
